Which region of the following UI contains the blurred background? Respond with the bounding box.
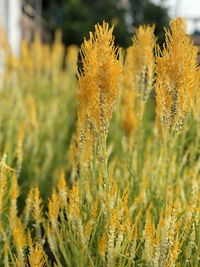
[0,0,199,56]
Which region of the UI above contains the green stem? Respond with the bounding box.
[101,131,110,218]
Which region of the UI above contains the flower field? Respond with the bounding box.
[0,18,199,266]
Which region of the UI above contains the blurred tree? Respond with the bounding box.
[48,0,131,47]
[130,0,169,43]
[27,0,170,46]
[144,2,169,43]
[130,0,148,27]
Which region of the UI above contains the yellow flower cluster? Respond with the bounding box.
[122,25,155,137]
[156,18,198,133]
[78,22,122,138]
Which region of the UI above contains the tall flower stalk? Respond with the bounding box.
[77,22,122,195]
[121,25,155,175]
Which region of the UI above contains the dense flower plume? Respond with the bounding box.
[156,18,199,132]
[78,22,122,138]
[122,25,155,137]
